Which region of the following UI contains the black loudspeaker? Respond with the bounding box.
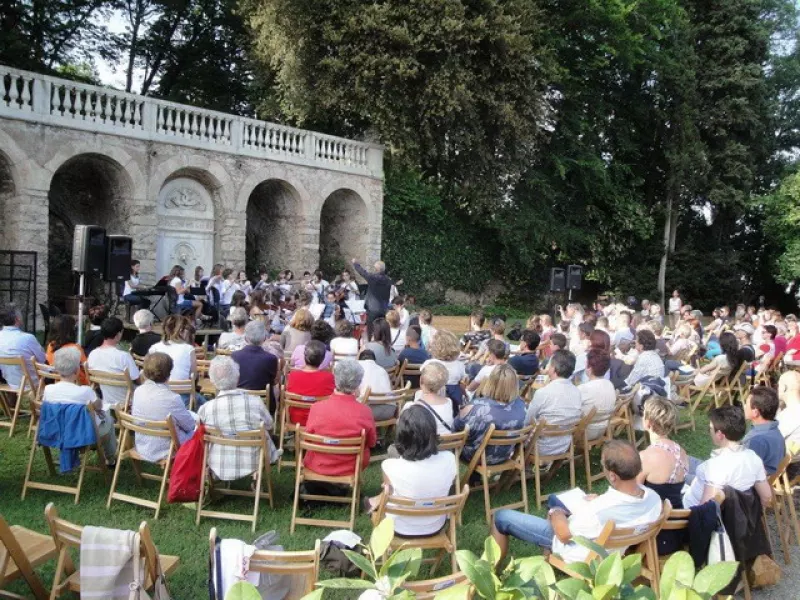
[72,225,106,275]
[549,268,565,292]
[104,235,133,282]
[567,264,583,290]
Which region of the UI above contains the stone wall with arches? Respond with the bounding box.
[0,116,383,323]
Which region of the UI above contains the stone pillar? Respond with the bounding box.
[129,195,158,283]
[5,187,49,330]
[301,224,320,273]
[218,214,246,269]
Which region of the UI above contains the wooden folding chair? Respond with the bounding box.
[753,353,784,388]
[29,362,60,438]
[87,368,134,412]
[372,484,469,573]
[209,528,320,600]
[0,515,56,600]
[401,572,471,600]
[720,361,748,406]
[401,362,424,392]
[45,503,179,599]
[549,499,670,592]
[167,379,197,411]
[575,406,616,491]
[332,352,358,365]
[106,411,179,518]
[290,426,366,532]
[277,390,331,471]
[0,356,35,437]
[677,369,719,431]
[438,429,469,493]
[366,383,411,462]
[670,371,696,432]
[196,423,274,532]
[763,454,793,565]
[22,403,110,504]
[610,387,636,442]
[527,416,589,509]
[463,423,535,523]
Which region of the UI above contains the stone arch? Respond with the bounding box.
[245,179,306,276]
[47,153,135,305]
[0,150,14,248]
[318,187,369,276]
[148,155,233,216]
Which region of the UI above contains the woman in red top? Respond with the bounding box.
[45,314,89,385]
[286,340,334,425]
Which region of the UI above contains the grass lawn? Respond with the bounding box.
[0,405,715,599]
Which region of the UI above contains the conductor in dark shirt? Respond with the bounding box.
[351,258,393,336]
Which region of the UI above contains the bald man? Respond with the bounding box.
[778,370,800,477]
[491,440,662,563]
[351,258,393,336]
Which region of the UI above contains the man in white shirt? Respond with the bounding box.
[86,317,141,409]
[778,370,800,478]
[0,304,45,388]
[358,349,394,421]
[467,339,508,393]
[683,405,772,508]
[492,440,662,563]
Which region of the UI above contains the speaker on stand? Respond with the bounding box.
[104,235,133,319]
[567,265,583,301]
[72,225,106,344]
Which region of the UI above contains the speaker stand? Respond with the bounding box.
[77,273,86,345]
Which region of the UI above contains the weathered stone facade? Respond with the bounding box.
[0,65,384,317]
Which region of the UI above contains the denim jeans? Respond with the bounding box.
[494,509,554,548]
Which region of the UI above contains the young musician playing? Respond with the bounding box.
[123,260,151,309]
[168,265,204,323]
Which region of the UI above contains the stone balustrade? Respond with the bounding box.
[0,64,383,178]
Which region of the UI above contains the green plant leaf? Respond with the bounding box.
[621,554,642,584]
[432,583,473,600]
[595,553,624,587]
[627,585,657,600]
[316,578,375,590]
[692,561,739,596]
[298,589,325,600]
[659,551,695,599]
[525,556,556,599]
[572,537,609,560]
[382,547,423,580]
[370,517,395,559]
[515,556,552,583]
[224,581,263,600]
[455,550,497,600]
[555,577,589,599]
[576,590,595,600]
[563,561,593,581]
[342,548,377,580]
[482,536,502,567]
[591,583,618,600]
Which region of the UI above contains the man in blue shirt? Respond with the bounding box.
[743,386,786,475]
[398,327,430,366]
[0,304,45,387]
[509,329,540,376]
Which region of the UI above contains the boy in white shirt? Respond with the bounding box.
[86,317,141,410]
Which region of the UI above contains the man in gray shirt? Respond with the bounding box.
[525,349,583,456]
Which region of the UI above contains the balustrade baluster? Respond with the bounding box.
[111,97,120,124]
[8,77,19,108]
[166,108,175,134]
[156,105,165,132]
[20,79,31,110]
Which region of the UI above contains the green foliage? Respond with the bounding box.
[224,581,262,600]
[304,517,422,600]
[766,169,800,283]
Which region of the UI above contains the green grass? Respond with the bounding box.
[0,412,714,599]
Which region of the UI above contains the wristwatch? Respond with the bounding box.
[548,507,567,518]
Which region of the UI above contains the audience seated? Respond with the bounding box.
[148,315,197,384]
[365,317,399,369]
[198,356,280,481]
[86,317,142,409]
[291,320,334,369]
[743,386,785,475]
[286,340,335,426]
[460,309,491,349]
[82,305,108,355]
[232,321,279,395]
[526,349,583,456]
[577,349,616,440]
[130,309,162,357]
[491,440,662,563]
[398,326,430,367]
[131,352,196,462]
[623,330,664,387]
[638,396,687,508]
[694,331,741,387]
[508,329,541,376]
[358,349,394,421]
[467,339,508,393]
[422,330,465,407]
[0,303,45,388]
[303,360,377,494]
[612,312,634,347]
[403,362,454,434]
[385,309,407,354]
[281,308,314,354]
[330,320,359,356]
[778,371,800,478]
[419,310,438,350]
[683,405,772,508]
[45,314,88,385]
[367,406,457,534]
[455,364,526,466]
[44,346,117,464]
[218,307,248,351]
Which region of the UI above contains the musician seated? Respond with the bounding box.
[168,265,204,322]
[130,309,161,357]
[123,259,151,309]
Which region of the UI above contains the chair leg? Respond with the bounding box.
[290,465,303,534]
[785,485,800,546]
[534,458,542,510]
[481,468,492,525]
[21,427,39,500]
[74,447,90,504]
[107,448,125,510]
[154,449,174,519]
[569,448,576,489]
[9,392,21,437]
[584,442,592,493]
[251,452,265,533]
[196,459,210,526]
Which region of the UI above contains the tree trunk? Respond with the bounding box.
[658,190,675,308]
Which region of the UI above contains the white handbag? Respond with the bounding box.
[707,515,735,565]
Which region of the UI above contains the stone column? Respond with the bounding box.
[129,195,158,283]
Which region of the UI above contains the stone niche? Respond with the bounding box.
[156,177,215,280]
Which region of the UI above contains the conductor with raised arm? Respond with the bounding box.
[351,258,392,335]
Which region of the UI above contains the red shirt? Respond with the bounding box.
[303,392,377,476]
[286,370,335,425]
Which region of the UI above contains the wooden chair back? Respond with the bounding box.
[401,573,471,600]
[277,390,332,471]
[365,383,411,427]
[401,362,424,389]
[0,355,35,436]
[0,515,56,600]
[375,483,469,522]
[87,368,134,411]
[167,379,197,410]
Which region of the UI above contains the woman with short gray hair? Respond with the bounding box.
[334,359,364,395]
[198,356,281,480]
